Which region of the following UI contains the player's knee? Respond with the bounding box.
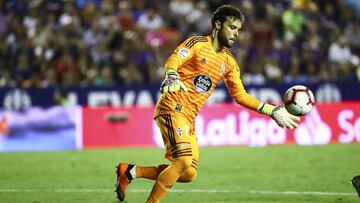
[174,156,193,171]
[181,167,197,182]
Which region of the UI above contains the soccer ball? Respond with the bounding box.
[284,85,315,116]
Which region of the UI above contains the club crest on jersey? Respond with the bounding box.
[221,64,226,73]
[178,48,189,59]
[176,127,182,137]
[193,74,212,94]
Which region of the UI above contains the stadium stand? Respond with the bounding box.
[0,0,359,88]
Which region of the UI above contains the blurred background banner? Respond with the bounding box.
[2,102,357,151]
[81,102,360,149]
[0,82,359,110]
[82,106,154,148]
[0,106,81,152]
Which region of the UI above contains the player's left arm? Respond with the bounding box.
[223,57,300,129]
[160,37,202,93]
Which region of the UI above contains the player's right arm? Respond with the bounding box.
[160,36,203,94]
[224,55,300,129]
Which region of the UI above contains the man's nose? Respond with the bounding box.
[234,30,238,37]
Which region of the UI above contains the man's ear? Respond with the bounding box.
[215,20,222,30]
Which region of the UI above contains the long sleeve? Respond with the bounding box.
[223,53,261,111]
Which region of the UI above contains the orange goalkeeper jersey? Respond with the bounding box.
[154,35,261,120]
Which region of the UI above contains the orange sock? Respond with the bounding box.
[136,164,197,183]
[146,179,168,203]
[136,165,168,180]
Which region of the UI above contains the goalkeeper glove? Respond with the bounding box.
[160,69,188,94]
[258,103,300,129]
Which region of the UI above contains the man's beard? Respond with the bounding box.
[218,28,232,48]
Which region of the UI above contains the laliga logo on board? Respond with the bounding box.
[152,105,360,147]
[152,111,287,148]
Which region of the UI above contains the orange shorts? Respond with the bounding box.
[155,113,199,169]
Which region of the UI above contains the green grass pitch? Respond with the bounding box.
[0,144,359,203]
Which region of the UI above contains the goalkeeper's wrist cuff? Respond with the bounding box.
[258,103,275,116]
[165,68,178,75]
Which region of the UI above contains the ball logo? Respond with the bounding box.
[193,74,212,94]
[177,48,189,59]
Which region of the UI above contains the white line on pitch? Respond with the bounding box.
[0,189,356,196]
[0,189,35,192]
[248,190,355,196]
[55,189,111,193]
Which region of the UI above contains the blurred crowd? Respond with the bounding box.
[0,0,360,88]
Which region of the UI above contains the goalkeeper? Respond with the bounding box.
[115,4,300,203]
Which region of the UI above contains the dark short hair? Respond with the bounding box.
[211,5,245,29]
